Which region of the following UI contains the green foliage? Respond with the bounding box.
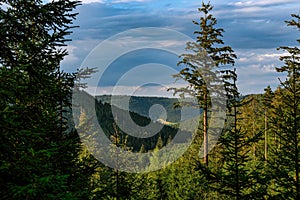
[0,0,95,199]
[169,1,236,102]
[75,90,190,152]
[168,1,237,167]
[1,1,300,199]
[207,70,265,199]
[267,13,300,199]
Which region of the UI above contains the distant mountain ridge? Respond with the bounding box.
[73,90,194,152]
[96,95,201,122]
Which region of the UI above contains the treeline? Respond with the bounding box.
[0,0,300,199]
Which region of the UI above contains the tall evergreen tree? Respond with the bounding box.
[0,0,93,199]
[262,86,274,162]
[268,13,300,199]
[271,86,284,150]
[239,95,264,160]
[210,69,265,199]
[169,1,236,166]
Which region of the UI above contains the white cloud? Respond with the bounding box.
[257,52,290,61]
[63,45,78,62]
[236,49,289,64]
[233,48,289,94]
[214,6,268,17]
[43,0,104,4]
[237,64,281,94]
[111,0,149,3]
[84,83,187,97]
[82,0,105,3]
[231,0,298,7]
[223,0,300,16]
[262,64,276,73]
[235,6,267,13]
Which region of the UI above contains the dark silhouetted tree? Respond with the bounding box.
[0,0,95,199]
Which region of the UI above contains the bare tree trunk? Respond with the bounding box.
[251,101,256,160]
[264,110,268,162]
[252,112,256,159]
[203,93,208,166]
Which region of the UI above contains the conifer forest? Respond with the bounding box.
[1,0,300,199]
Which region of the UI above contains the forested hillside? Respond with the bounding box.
[96,95,201,122]
[1,0,300,199]
[73,90,193,152]
[96,95,181,122]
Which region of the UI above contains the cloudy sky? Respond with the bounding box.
[60,0,300,96]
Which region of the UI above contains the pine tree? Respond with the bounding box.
[239,95,264,160]
[208,69,266,199]
[0,0,93,199]
[169,1,236,166]
[271,86,284,149]
[262,86,274,162]
[268,13,300,199]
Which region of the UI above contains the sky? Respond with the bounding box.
[58,0,300,96]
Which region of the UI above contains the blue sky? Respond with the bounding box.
[60,0,300,96]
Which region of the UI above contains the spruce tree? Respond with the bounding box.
[262,86,274,162]
[0,0,93,199]
[239,95,264,160]
[211,69,265,199]
[268,13,300,199]
[169,1,236,166]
